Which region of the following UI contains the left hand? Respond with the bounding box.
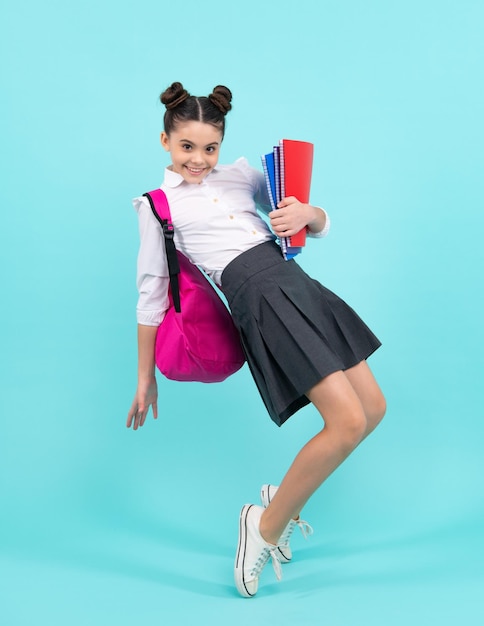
[268,196,314,237]
[126,377,158,431]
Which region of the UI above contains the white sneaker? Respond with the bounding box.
[234,504,282,598]
[260,484,313,563]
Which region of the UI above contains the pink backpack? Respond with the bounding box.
[144,189,245,383]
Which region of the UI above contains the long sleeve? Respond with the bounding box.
[134,196,170,326]
[236,158,273,215]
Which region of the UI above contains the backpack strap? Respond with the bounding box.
[143,189,181,313]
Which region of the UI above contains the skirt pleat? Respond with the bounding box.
[221,241,381,426]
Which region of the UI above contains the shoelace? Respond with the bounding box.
[295,518,314,540]
[250,545,283,581]
[279,517,314,548]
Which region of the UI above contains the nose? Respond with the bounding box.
[189,150,204,164]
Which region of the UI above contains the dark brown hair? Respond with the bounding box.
[160,82,232,137]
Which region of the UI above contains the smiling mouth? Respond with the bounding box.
[185,166,205,175]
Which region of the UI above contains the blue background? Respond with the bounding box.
[1,0,483,624]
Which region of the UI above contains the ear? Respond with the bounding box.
[160,131,170,152]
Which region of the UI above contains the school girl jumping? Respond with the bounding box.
[127,82,386,598]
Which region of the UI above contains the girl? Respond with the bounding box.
[127,82,386,598]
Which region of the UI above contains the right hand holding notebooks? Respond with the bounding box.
[261,139,314,260]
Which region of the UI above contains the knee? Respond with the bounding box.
[367,392,387,431]
[377,394,387,421]
[335,407,368,452]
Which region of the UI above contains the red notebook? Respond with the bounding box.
[279,139,314,247]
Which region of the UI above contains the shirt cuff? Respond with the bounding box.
[136,309,166,326]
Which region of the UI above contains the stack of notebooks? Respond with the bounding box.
[261,139,314,260]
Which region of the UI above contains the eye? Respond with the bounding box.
[182,144,192,151]
[206,146,216,153]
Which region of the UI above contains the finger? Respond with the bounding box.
[270,218,286,230]
[273,223,288,234]
[129,407,140,430]
[134,407,143,429]
[277,198,293,209]
[153,402,158,420]
[126,403,138,428]
[270,208,289,219]
[276,226,297,237]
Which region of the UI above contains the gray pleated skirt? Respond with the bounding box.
[221,241,381,426]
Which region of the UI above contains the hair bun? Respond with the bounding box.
[208,85,232,114]
[160,82,190,110]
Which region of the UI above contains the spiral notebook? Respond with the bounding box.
[261,139,314,260]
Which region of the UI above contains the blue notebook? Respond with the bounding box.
[261,151,277,210]
[262,150,287,257]
[261,144,304,260]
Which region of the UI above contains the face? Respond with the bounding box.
[161,121,223,184]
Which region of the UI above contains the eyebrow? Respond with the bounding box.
[179,139,220,147]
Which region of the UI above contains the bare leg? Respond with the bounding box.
[259,361,386,545]
[344,360,386,439]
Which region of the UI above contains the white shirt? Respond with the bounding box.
[134,157,330,326]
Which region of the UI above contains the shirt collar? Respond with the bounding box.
[163,166,219,188]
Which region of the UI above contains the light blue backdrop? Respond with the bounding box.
[1,0,483,624]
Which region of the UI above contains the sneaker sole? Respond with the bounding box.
[234,504,256,598]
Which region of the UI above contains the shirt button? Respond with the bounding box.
[229,215,234,219]
[252,230,257,235]
[213,198,219,203]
